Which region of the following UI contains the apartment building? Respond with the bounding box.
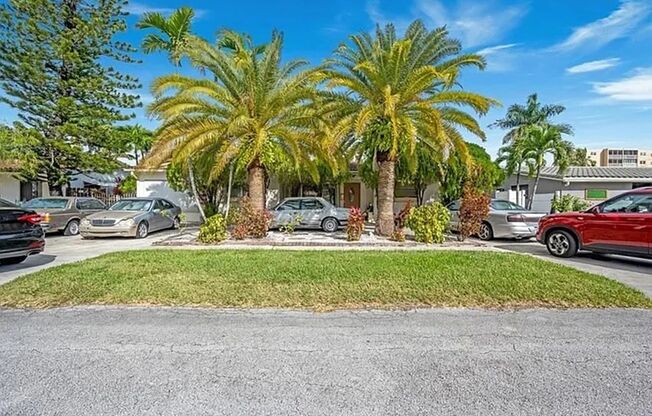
[588,148,652,167]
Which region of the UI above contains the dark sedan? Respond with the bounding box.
[0,203,45,265]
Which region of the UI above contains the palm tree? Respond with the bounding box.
[119,125,153,164]
[520,124,571,209]
[491,93,573,145]
[136,7,195,66]
[318,21,497,235]
[145,30,319,211]
[496,140,528,206]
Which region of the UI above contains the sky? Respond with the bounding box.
[3,0,652,158]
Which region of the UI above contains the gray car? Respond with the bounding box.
[80,197,181,239]
[448,199,547,240]
[21,197,106,236]
[271,197,349,232]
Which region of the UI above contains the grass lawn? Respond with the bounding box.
[0,250,649,309]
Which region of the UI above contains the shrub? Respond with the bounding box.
[405,203,450,244]
[197,214,228,244]
[390,229,406,242]
[232,196,272,239]
[279,214,303,234]
[458,185,491,241]
[551,194,590,213]
[231,223,248,240]
[346,207,365,241]
[390,202,411,242]
[116,175,136,195]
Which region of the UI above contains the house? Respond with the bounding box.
[133,165,439,222]
[498,166,652,212]
[0,160,49,203]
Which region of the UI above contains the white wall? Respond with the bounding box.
[136,171,201,223]
[0,173,21,203]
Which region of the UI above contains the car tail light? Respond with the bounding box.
[29,240,45,248]
[42,213,50,223]
[506,214,526,223]
[18,213,42,225]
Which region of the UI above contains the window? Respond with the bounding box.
[159,199,175,209]
[301,199,323,210]
[395,184,417,198]
[277,200,301,211]
[601,193,652,214]
[109,199,152,211]
[491,200,526,211]
[23,198,69,209]
[88,199,106,210]
[76,199,92,210]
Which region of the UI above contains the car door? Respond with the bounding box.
[275,200,302,227]
[158,199,176,229]
[149,200,168,231]
[300,198,324,228]
[581,192,650,256]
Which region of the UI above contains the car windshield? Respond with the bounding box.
[23,198,68,209]
[491,200,526,211]
[109,200,152,211]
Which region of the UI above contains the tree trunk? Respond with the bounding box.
[528,166,542,210]
[375,153,395,236]
[515,165,521,206]
[247,160,266,211]
[188,158,206,222]
[225,162,234,219]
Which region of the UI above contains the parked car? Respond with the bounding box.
[0,198,16,208]
[270,197,349,232]
[0,205,45,265]
[80,197,181,239]
[448,199,547,240]
[21,197,106,236]
[537,187,652,258]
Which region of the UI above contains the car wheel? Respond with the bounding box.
[0,256,28,266]
[546,230,578,258]
[63,219,80,236]
[477,222,494,241]
[321,217,339,233]
[136,221,149,239]
[172,216,181,229]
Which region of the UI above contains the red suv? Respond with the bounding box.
[536,187,652,258]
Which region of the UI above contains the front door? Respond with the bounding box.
[581,192,651,256]
[342,183,360,209]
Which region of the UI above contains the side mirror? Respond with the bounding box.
[153,208,161,213]
[588,206,601,214]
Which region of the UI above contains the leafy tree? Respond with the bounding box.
[145,30,319,212]
[117,125,154,165]
[318,21,497,235]
[396,146,441,206]
[521,125,571,209]
[496,139,529,206]
[568,147,595,166]
[0,0,141,194]
[438,143,503,205]
[0,124,41,180]
[137,6,195,66]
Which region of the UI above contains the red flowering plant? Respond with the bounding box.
[391,201,412,242]
[346,207,365,241]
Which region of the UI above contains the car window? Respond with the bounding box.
[491,200,526,211]
[602,193,652,214]
[447,201,460,211]
[76,199,91,210]
[88,199,106,210]
[277,200,302,211]
[109,199,152,211]
[160,199,175,210]
[301,199,323,210]
[23,198,69,209]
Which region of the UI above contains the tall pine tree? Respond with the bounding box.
[0,0,140,194]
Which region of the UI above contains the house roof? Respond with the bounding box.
[532,166,652,182]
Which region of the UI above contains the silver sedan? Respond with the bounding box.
[80,198,181,239]
[271,197,349,232]
[448,199,547,240]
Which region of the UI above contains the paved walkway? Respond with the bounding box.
[1,307,650,415]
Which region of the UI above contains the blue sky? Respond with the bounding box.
[3,0,652,157]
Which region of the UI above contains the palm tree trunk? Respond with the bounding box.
[188,158,206,223]
[528,166,542,210]
[375,152,395,236]
[515,165,521,206]
[247,159,266,211]
[225,162,234,219]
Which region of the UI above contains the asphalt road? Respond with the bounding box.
[488,239,652,297]
[1,307,651,416]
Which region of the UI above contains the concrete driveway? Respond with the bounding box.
[0,230,177,284]
[487,238,652,297]
[1,307,650,415]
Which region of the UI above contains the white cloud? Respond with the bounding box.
[566,58,620,74]
[366,0,528,48]
[124,2,207,18]
[592,68,652,102]
[552,1,650,51]
[476,43,519,56]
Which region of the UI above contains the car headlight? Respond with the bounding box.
[117,218,136,226]
[81,218,90,226]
